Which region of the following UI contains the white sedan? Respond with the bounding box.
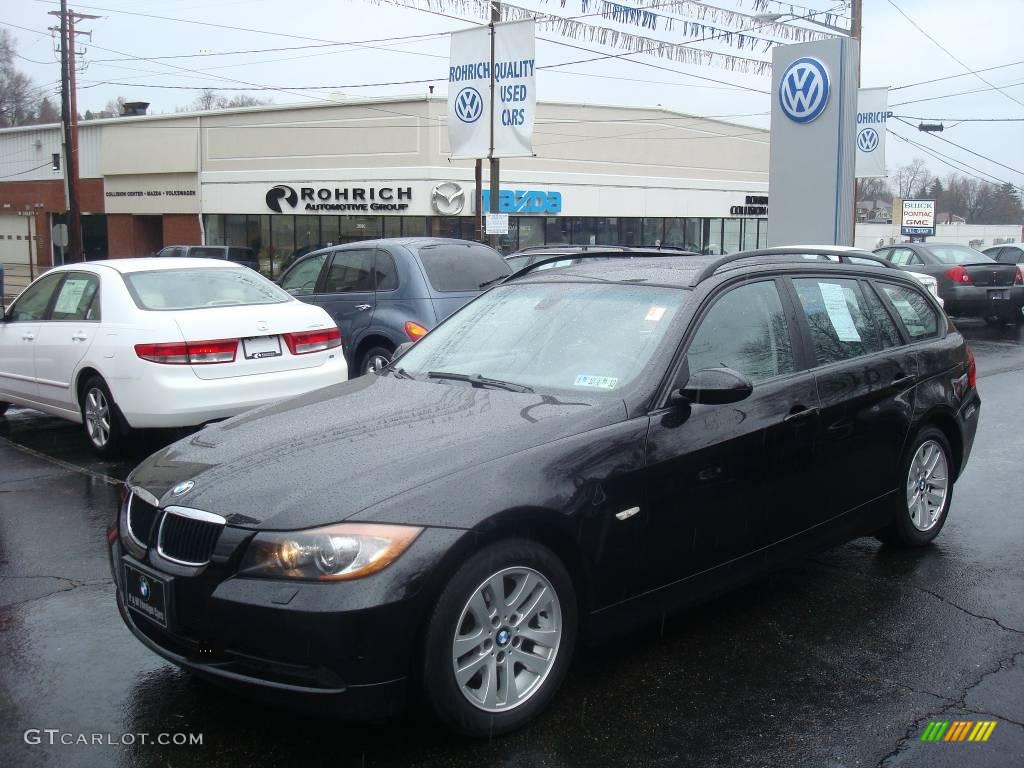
[0,258,347,455]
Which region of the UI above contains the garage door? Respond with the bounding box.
[0,214,37,300]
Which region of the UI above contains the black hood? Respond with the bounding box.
[128,375,625,530]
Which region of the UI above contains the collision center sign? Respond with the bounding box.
[901,199,935,236]
[448,20,536,159]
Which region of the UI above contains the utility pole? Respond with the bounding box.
[851,0,863,242]
[49,4,98,263]
[487,0,501,249]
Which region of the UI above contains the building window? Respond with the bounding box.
[621,218,642,246]
[340,215,381,241]
[402,217,427,237]
[225,214,247,249]
[642,218,663,246]
[703,218,724,255]
[570,217,617,245]
[321,216,341,247]
[204,214,224,246]
[545,217,570,244]
[757,219,768,248]
[742,218,759,251]
[664,218,701,251]
[518,217,544,249]
[384,217,401,238]
[723,218,742,254]
[270,215,295,276]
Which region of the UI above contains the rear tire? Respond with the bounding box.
[80,376,133,458]
[423,539,578,737]
[359,345,394,376]
[876,426,954,548]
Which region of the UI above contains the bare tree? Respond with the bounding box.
[0,30,39,127]
[189,89,271,111]
[890,158,929,199]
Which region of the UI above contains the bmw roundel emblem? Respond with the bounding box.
[779,57,831,124]
[857,127,880,152]
[138,576,151,602]
[454,87,483,124]
[172,480,195,497]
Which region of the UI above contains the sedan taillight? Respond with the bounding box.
[283,327,342,355]
[1015,266,1023,285]
[967,346,977,390]
[134,339,237,365]
[944,265,973,284]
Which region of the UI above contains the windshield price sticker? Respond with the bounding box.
[574,375,619,389]
[645,306,667,323]
[818,282,862,342]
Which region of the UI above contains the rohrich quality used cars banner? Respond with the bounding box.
[855,87,890,178]
[448,19,536,159]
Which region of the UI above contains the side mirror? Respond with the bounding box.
[678,367,753,405]
[393,341,415,360]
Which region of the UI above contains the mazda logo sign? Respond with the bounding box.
[431,182,466,215]
[857,127,880,152]
[266,184,298,213]
[779,57,830,124]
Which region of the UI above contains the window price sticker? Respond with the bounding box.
[574,375,619,389]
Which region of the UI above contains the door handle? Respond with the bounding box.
[355,304,372,311]
[891,374,917,389]
[784,406,819,423]
[21,332,35,342]
[72,332,88,342]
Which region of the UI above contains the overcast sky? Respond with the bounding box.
[5,0,1022,189]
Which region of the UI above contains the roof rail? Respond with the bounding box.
[504,250,697,282]
[691,247,900,285]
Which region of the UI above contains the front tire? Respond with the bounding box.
[876,427,954,547]
[423,539,578,737]
[80,376,133,457]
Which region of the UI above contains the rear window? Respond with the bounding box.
[189,247,227,260]
[416,243,511,292]
[123,268,291,311]
[228,247,255,260]
[925,245,991,265]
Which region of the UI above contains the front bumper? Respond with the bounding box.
[110,526,464,717]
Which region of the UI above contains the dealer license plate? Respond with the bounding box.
[242,335,282,359]
[123,559,171,628]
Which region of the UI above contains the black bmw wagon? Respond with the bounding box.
[110,247,980,736]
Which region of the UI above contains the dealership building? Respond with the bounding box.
[0,95,771,285]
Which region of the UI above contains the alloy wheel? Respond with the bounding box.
[367,354,390,374]
[84,388,111,448]
[451,566,562,713]
[906,439,949,532]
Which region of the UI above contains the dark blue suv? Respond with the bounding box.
[277,238,511,375]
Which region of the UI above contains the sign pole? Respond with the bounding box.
[475,159,483,242]
[487,1,500,249]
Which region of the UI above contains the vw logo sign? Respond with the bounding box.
[431,182,466,215]
[138,576,151,602]
[171,480,195,497]
[857,127,880,152]
[454,87,483,124]
[779,57,831,124]
[265,184,298,213]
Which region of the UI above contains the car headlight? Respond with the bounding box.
[238,523,422,581]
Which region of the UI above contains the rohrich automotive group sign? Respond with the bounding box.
[901,199,935,236]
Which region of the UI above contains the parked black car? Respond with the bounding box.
[277,238,511,375]
[983,243,1024,268]
[154,245,260,271]
[504,244,696,273]
[874,242,1023,324]
[112,248,980,737]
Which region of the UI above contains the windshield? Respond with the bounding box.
[397,282,688,394]
[123,268,292,310]
[417,243,512,292]
[926,245,992,264]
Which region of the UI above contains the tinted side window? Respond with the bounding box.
[793,278,889,365]
[324,249,375,293]
[190,247,227,259]
[997,247,1023,264]
[686,281,795,384]
[279,253,327,296]
[879,283,939,339]
[9,272,64,321]
[228,247,255,261]
[51,273,100,321]
[374,250,399,291]
[890,248,923,266]
[861,283,902,348]
[417,244,511,292]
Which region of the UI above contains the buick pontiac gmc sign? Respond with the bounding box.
[265,184,412,213]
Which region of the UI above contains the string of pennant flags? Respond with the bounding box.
[374,0,846,76]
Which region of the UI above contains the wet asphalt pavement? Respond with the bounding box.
[1,319,1023,768]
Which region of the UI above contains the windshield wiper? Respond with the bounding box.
[389,366,416,380]
[427,371,534,393]
[478,275,507,288]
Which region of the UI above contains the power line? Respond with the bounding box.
[885,0,1024,111]
[890,79,1024,108]
[893,115,1024,123]
[890,58,1024,91]
[0,162,53,179]
[895,117,1024,178]
[887,129,1008,187]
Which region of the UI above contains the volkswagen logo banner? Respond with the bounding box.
[448,20,536,159]
[855,86,890,178]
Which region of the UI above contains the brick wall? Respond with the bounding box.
[0,178,105,268]
[162,214,201,246]
[107,214,163,258]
